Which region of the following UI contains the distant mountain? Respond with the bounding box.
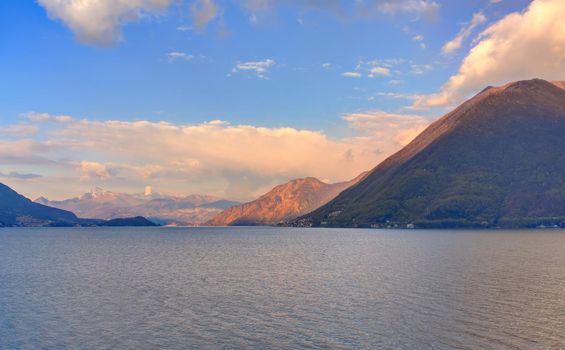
[36,187,239,226]
[298,79,565,229]
[0,183,156,227]
[208,173,367,226]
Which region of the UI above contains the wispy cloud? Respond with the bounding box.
[410,64,433,75]
[232,59,276,79]
[442,12,487,55]
[27,112,75,123]
[0,171,43,180]
[176,25,192,32]
[412,34,426,49]
[236,0,440,17]
[342,71,361,78]
[343,111,432,148]
[342,58,404,79]
[376,0,440,16]
[167,51,194,62]
[374,92,421,101]
[368,66,391,78]
[0,124,39,136]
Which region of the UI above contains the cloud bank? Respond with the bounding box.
[1,112,432,200]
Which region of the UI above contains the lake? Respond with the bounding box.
[1,227,564,349]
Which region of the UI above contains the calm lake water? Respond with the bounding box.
[1,227,564,349]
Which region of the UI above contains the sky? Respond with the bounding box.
[1,0,563,201]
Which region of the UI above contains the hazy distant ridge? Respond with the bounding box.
[36,187,239,226]
[0,183,156,227]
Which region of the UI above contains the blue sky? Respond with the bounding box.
[1,0,527,129]
[1,0,562,200]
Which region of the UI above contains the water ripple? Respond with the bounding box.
[1,227,565,349]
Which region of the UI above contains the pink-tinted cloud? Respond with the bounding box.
[415,0,565,109]
[4,112,432,200]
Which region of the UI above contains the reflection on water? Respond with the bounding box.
[1,227,564,349]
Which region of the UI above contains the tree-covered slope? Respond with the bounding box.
[0,183,78,226]
[298,79,565,228]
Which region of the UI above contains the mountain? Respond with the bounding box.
[0,183,79,227]
[36,188,239,226]
[298,79,565,229]
[99,216,158,227]
[0,183,157,227]
[208,173,367,226]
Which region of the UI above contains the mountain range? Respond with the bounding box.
[297,79,565,229]
[0,183,156,227]
[208,173,367,226]
[6,78,565,230]
[36,187,239,226]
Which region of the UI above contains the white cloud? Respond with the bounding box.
[368,66,391,78]
[412,34,424,42]
[410,64,433,75]
[191,0,221,30]
[79,161,115,180]
[412,34,426,49]
[232,59,276,79]
[377,0,440,16]
[375,92,420,100]
[442,12,486,55]
[415,0,565,109]
[37,0,173,46]
[344,58,405,79]
[342,71,362,78]
[167,51,194,62]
